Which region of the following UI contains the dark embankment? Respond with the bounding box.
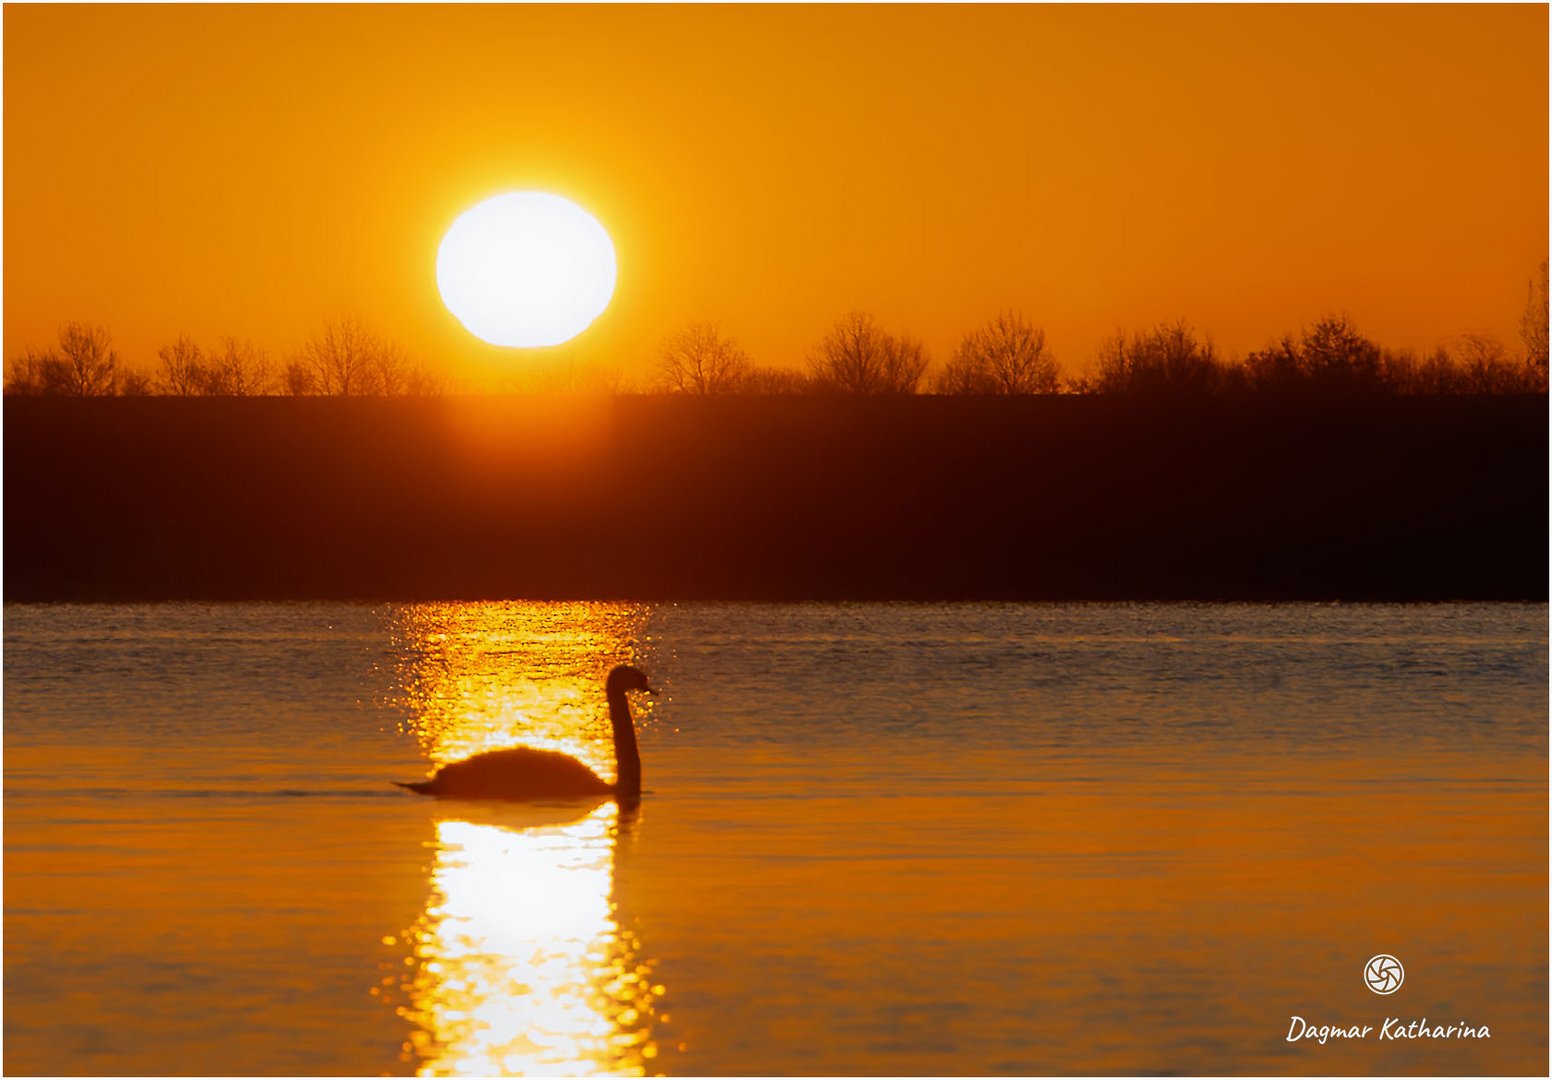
[4,394,1545,601]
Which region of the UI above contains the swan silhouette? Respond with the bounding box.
[394,665,653,802]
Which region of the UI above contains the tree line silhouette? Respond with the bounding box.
[666,259,1547,397]
[7,261,1546,397]
[4,316,447,398]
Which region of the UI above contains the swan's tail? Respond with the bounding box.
[393,779,434,795]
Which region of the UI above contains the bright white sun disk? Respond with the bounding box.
[437,192,616,348]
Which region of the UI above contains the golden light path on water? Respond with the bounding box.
[381,602,666,1076]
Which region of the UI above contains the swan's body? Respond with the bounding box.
[394,665,651,802]
[394,747,613,799]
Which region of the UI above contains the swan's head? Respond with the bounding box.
[606,664,654,696]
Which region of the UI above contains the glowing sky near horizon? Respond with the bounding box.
[3,4,1546,386]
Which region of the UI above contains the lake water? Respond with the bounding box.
[4,602,1546,1075]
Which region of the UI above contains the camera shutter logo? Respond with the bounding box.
[1364,954,1405,995]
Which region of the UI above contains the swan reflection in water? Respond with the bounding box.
[380,603,668,1076]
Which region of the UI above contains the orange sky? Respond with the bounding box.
[4,4,1547,387]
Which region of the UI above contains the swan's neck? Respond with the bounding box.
[607,689,641,799]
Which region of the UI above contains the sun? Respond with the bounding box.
[436,192,617,348]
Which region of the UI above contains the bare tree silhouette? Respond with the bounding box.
[157,335,272,395]
[368,339,414,396]
[1301,314,1384,391]
[1242,336,1304,395]
[282,359,317,396]
[1095,321,1223,395]
[1380,347,1463,395]
[1521,259,1548,391]
[400,358,451,396]
[809,311,929,393]
[1417,346,1463,395]
[1062,371,1097,395]
[55,322,119,396]
[936,311,1058,394]
[290,317,439,395]
[210,337,273,395]
[656,322,753,394]
[737,365,813,393]
[5,348,67,396]
[1456,334,1537,393]
[158,335,208,395]
[301,316,379,395]
[1241,315,1383,395]
[3,323,135,396]
[119,370,154,395]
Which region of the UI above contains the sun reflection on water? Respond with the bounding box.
[390,601,657,780]
[398,807,663,1076]
[383,602,665,1076]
